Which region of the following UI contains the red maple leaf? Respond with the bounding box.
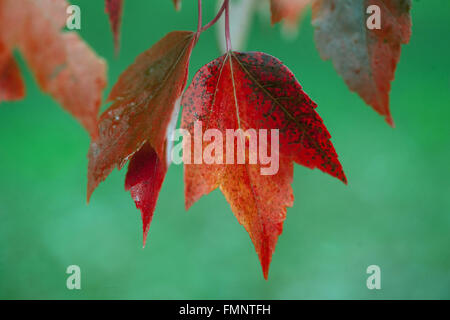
[181,51,346,279]
[312,0,412,126]
[125,142,167,246]
[0,0,416,281]
[0,0,106,138]
[88,31,196,244]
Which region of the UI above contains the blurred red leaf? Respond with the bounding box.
[270,0,311,28]
[312,0,412,126]
[0,0,106,137]
[172,0,182,11]
[0,42,24,102]
[125,142,167,247]
[181,51,346,279]
[88,31,196,242]
[105,0,123,52]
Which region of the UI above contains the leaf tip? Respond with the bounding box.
[386,115,395,128]
[105,0,123,54]
[86,183,95,204]
[259,246,272,280]
[86,166,99,204]
[261,259,270,280]
[114,40,121,56]
[142,227,149,248]
[341,173,348,185]
[184,195,194,211]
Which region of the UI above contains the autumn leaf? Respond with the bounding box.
[181,51,346,279]
[312,0,412,126]
[105,0,124,52]
[270,0,311,28]
[172,0,182,11]
[0,0,107,138]
[0,42,24,102]
[88,31,196,242]
[125,142,167,246]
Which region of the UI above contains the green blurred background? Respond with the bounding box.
[0,0,449,299]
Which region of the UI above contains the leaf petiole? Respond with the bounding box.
[199,0,227,33]
[197,0,202,34]
[224,0,231,51]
